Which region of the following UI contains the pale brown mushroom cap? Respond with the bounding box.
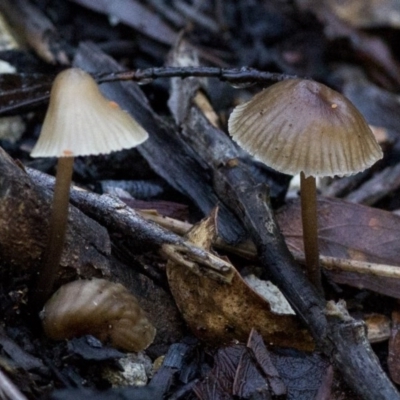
[41,279,156,352]
[31,68,149,158]
[228,79,383,177]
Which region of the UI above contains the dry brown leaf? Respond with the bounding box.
[365,313,391,343]
[277,197,400,266]
[277,197,400,297]
[164,209,314,351]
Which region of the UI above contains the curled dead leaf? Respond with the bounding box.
[164,209,314,351]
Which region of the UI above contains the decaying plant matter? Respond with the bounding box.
[1,2,400,398]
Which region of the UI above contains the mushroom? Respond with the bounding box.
[40,279,156,352]
[228,78,383,293]
[30,68,149,308]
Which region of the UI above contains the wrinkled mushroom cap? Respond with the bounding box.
[41,279,156,352]
[228,79,383,177]
[31,68,149,158]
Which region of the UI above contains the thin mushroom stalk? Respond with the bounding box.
[30,68,149,309]
[300,172,322,293]
[228,78,383,296]
[32,156,74,309]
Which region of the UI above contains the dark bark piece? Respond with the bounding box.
[69,0,178,46]
[165,39,290,204]
[321,171,370,198]
[180,103,290,203]
[0,0,69,64]
[50,387,159,400]
[0,147,112,284]
[100,179,167,199]
[339,66,400,134]
[66,336,124,361]
[51,342,193,400]
[0,326,47,374]
[73,42,245,244]
[300,2,400,88]
[345,163,400,205]
[0,369,28,400]
[173,0,219,32]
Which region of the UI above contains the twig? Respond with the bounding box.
[321,256,400,279]
[27,168,235,284]
[140,210,400,280]
[0,369,28,400]
[96,66,298,86]
[216,162,399,400]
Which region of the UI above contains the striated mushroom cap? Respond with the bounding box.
[228,79,383,178]
[41,279,156,352]
[31,68,149,158]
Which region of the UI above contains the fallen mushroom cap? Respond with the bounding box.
[31,68,149,158]
[228,79,383,177]
[40,279,156,352]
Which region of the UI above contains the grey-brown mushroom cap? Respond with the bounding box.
[228,79,383,178]
[31,68,149,158]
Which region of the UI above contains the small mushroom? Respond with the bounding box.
[228,79,382,293]
[30,68,149,308]
[40,279,156,352]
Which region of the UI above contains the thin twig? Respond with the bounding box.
[140,210,400,280]
[96,66,299,85]
[0,369,28,400]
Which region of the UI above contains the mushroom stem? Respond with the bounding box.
[32,156,74,309]
[300,172,323,294]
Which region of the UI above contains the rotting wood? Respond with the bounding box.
[0,147,112,283]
